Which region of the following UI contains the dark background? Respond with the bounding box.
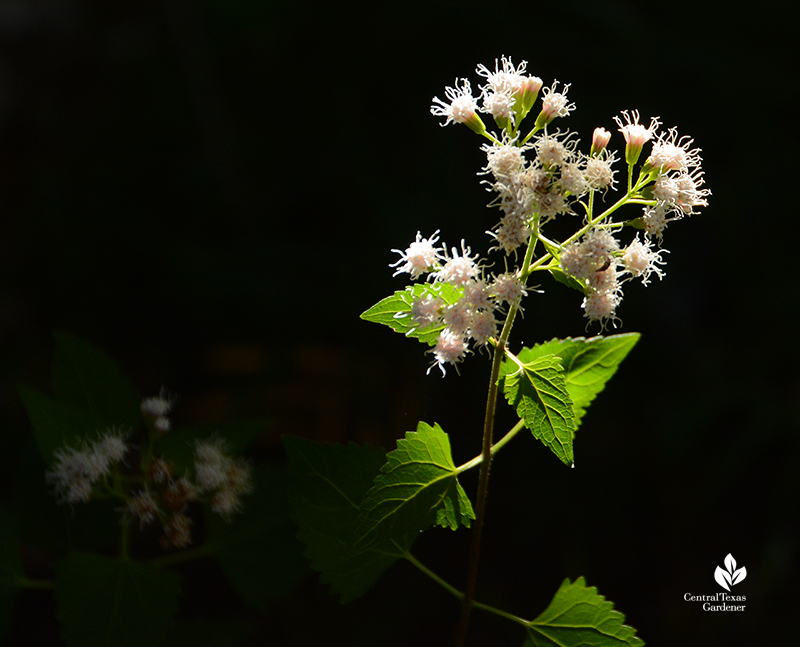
[1,1,797,645]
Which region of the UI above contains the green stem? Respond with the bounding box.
[456,418,527,474]
[405,553,530,627]
[454,229,538,647]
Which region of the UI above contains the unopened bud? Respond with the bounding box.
[590,127,611,156]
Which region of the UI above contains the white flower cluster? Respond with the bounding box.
[46,391,254,550]
[128,438,253,548]
[412,56,710,349]
[194,439,254,519]
[560,229,667,327]
[141,388,174,432]
[46,429,129,503]
[482,132,618,255]
[392,233,527,374]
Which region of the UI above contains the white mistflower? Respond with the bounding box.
[390,231,443,279]
[584,151,618,191]
[539,81,575,123]
[469,310,498,347]
[492,273,527,304]
[674,169,710,215]
[642,205,669,240]
[435,241,481,286]
[410,294,443,328]
[428,329,470,376]
[648,127,702,172]
[622,235,667,285]
[463,279,494,311]
[141,390,174,418]
[431,79,480,126]
[587,266,620,293]
[481,91,516,121]
[194,439,230,491]
[476,56,528,97]
[536,134,568,168]
[560,161,587,197]
[443,300,474,336]
[582,290,621,327]
[653,174,680,204]
[94,430,128,464]
[483,141,526,180]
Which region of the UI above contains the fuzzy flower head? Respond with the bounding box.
[141,390,174,418]
[390,231,443,280]
[428,329,470,376]
[535,81,575,128]
[492,272,527,304]
[476,56,528,98]
[431,78,485,134]
[647,127,702,173]
[434,241,481,286]
[584,150,618,191]
[46,430,129,504]
[476,56,539,125]
[622,235,667,285]
[482,139,529,181]
[409,294,443,329]
[614,110,661,165]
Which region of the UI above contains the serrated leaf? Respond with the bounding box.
[351,421,475,554]
[284,436,415,603]
[524,577,644,647]
[360,283,463,345]
[54,553,181,647]
[51,332,141,432]
[510,334,640,429]
[0,505,24,642]
[207,464,310,608]
[502,355,575,466]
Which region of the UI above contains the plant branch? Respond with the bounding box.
[404,553,530,627]
[456,418,526,474]
[454,228,538,647]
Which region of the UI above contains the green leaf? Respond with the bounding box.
[16,385,100,466]
[548,266,588,294]
[501,354,575,466]
[0,505,25,642]
[50,332,141,433]
[207,464,310,609]
[351,421,475,554]
[360,283,463,345]
[524,577,644,647]
[54,553,181,647]
[512,334,640,429]
[17,333,144,465]
[284,436,415,603]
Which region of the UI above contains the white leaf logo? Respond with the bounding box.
[715,553,746,591]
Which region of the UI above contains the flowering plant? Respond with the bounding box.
[285,55,708,646]
[4,333,300,647]
[1,55,709,647]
